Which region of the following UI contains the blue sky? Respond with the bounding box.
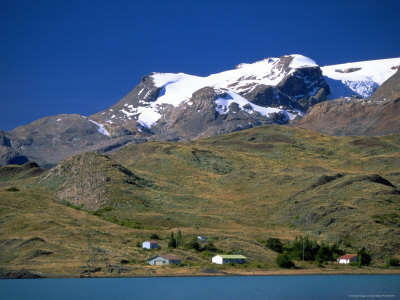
[1,0,399,131]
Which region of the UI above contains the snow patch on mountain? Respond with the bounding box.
[88,119,110,136]
[288,55,318,68]
[215,91,298,120]
[321,57,400,98]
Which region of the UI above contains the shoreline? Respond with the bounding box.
[2,266,400,279]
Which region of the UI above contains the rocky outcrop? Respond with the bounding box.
[90,75,163,137]
[241,67,330,112]
[0,130,30,165]
[0,269,44,279]
[149,87,288,141]
[296,69,400,136]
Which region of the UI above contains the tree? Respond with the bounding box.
[168,232,177,248]
[290,235,319,261]
[357,247,372,266]
[329,242,344,259]
[177,230,182,247]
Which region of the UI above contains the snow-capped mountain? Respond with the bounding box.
[90,54,330,139]
[90,55,400,140]
[1,54,399,167]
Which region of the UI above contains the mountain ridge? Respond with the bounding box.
[2,55,400,167]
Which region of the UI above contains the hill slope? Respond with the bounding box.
[1,125,400,276]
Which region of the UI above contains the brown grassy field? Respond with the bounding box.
[1,125,399,277]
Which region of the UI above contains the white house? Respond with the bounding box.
[337,254,358,264]
[212,254,247,265]
[197,236,207,241]
[147,254,181,265]
[142,241,159,250]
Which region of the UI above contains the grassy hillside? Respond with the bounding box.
[1,125,399,277]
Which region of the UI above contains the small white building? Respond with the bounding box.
[142,241,158,250]
[337,254,358,264]
[197,236,207,241]
[147,254,181,265]
[212,254,247,265]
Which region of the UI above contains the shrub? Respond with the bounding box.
[186,240,201,252]
[5,186,19,192]
[266,238,283,253]
[276,253,294,268]
[200,251,214,259]
[150,233,159,240]
[202,242,217,253]
[389,258,400,267]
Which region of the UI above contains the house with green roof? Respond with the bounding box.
[212,254,247,265]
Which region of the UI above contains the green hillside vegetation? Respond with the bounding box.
[1,125,399,277]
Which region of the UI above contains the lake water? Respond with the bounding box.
[1,275,399,300]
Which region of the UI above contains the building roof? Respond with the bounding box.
[144,240,158,243]
[214,254,247,259]
[338,254,358,259]
[160,254,181,261]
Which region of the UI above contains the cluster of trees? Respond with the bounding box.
[267,236,343,266]
[168,231,182,248]
[267,236,372,268]
[167,230,218,253]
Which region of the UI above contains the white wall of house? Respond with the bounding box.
[148,256,169,265]
[147,256,181,265]
[212,255,224,264]
[338,257,358,264]
[142,241,158,249]
[212,255,247,264]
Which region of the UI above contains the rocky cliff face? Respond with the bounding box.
[0,130,29,166]
[296,69,400,136]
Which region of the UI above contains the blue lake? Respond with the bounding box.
[1,275,399,300]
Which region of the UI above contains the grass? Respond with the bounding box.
[1,125,400,277]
